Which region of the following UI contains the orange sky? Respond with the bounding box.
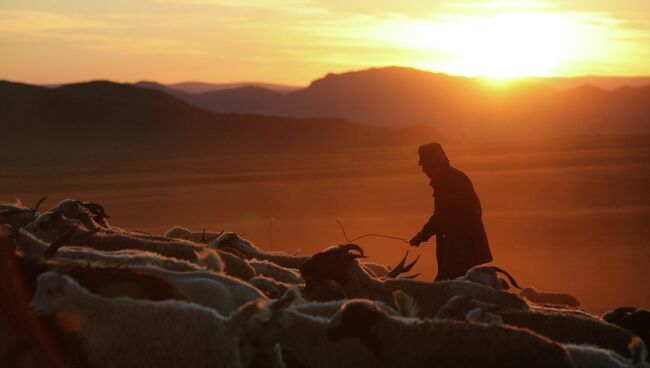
[1,0,649,85]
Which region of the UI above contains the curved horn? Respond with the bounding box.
[205,229,224,243]
[400,255,420,274]
[385,251,409,278]
[338,243,365,256]
[491,266,522,289]
[33,197,47,212]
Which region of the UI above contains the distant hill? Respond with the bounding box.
[542,76,650,90]
[134,81,299,94]
[168,81,300,94]
[137,67,650,139]
[0,80,438,166]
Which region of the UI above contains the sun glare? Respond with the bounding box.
[394,12,584,79]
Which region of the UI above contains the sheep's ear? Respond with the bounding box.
[270,286,303,311]
[392,290,420,318]
[229,299,270,334]
[198,249,223,272]
[61,275,77,293]
[33,197,47,211]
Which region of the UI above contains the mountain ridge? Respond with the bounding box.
[0,79,439,166]
[129,67,649,139]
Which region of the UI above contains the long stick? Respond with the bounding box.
[336,220,409,244]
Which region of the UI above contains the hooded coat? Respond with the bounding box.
[417,165,492,280]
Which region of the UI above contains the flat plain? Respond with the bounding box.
[3,136,649,313]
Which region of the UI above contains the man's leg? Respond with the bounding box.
[434,260,471,281]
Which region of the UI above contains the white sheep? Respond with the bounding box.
[447,301,638,368]
[24,212,260,280]
[249,259,303,284]
[52,199,110,229]
[243,288,380,368]
[210,232,308,269]
[292,290,419,319]
[131,265,268,316]
[30,271,270,368]
[16,228,222,273]
[520,286,581,307]
[164,226,223,243]
[24,212,205,262]
[326,299,573,368]
[456,265,521,291]
[249,276,290,299]
[564,344,636,368]
[435,295,646,362]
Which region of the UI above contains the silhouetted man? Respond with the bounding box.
[410,142,492,281]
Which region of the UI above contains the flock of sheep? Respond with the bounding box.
[1,197,649,368]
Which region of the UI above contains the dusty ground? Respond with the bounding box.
[3,136,649,313]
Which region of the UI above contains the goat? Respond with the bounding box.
[326,299,573,368]
[520,287,580,307]
[164,226,223,243]
[17,228,222,273]
[131,265,268,316]
[457,265,521,291]
[435,295,647,362]
[30,271,270,368]
[299,244,528,317]
[243,288,379,368]
[210,232,309,269]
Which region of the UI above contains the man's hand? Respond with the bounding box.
[409,234,422,247]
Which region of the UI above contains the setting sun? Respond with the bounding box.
[392,12,588,79]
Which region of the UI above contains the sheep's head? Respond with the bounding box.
[54,199,88,219]
[209,232,258,258]
[237,289,301,368]
[243,287,302,345]
[301,278,346,302]
[602,306,637,324]
[30,272,76,315]
[327,299,387,343]
[299,243,366,288]
[465,307,504,325]
[24,211,81,242]
[81,201,110,222]
[0,197,46,228]
[54,199,110,228]
[436,295,500,321]
[164,226,192,240]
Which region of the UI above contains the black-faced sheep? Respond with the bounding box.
[299,244,528,316]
